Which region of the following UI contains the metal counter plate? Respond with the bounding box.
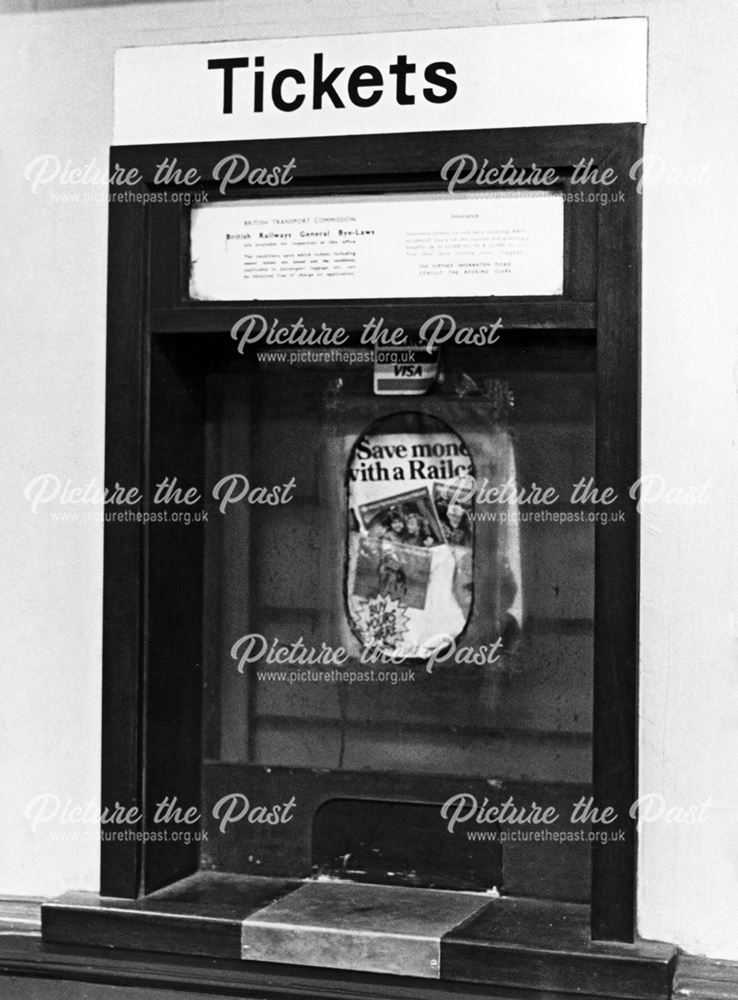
[240,881,490,978]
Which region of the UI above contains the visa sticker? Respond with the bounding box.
[373,345,439,396]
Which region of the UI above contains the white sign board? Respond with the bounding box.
[114,19,647,145]
[189,191,564,300]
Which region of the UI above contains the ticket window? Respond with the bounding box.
[205,342,594,782]
[42,124,647,977]
[196,328,596,900]
[183,175,598,901]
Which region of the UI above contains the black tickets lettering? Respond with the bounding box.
[207,52,457,114]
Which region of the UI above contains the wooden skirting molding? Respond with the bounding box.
[674,955,738,1000]
[3,897,738,1000]
[0,898,42,934]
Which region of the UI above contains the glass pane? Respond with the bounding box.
[204,341,594,787]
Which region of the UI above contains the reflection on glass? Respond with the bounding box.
[204,349,594,786]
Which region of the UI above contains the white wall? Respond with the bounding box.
[1,0,737,960]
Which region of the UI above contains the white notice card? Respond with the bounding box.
[189,191,563,301]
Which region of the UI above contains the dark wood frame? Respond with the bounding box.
[1,930,678,1000]
[97,124,642,945]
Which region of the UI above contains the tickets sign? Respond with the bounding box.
[114,20,647,145]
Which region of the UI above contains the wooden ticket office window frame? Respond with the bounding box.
[44,123,658,987]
